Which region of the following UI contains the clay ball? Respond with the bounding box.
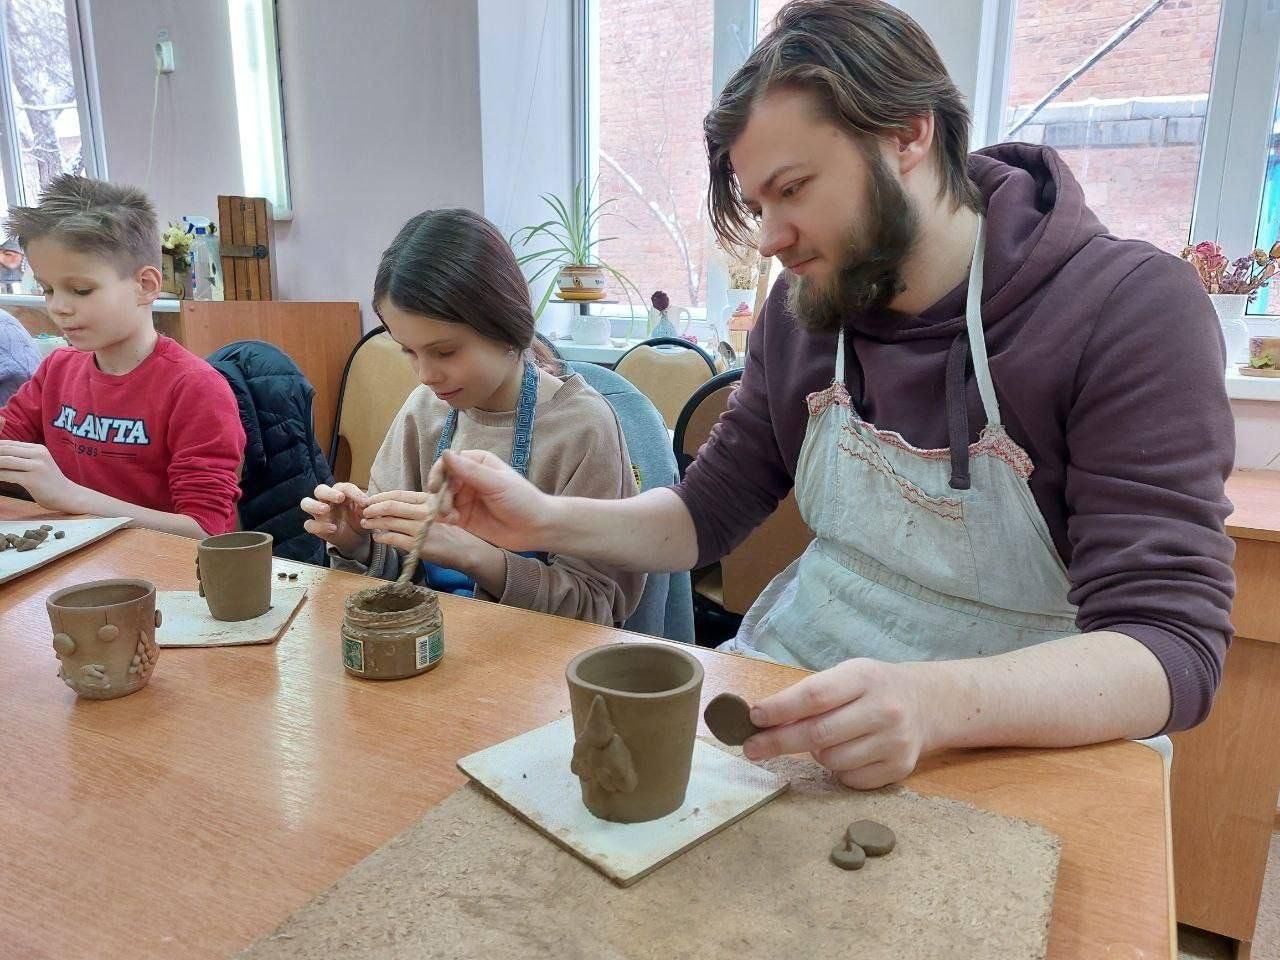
[97,624,120,643]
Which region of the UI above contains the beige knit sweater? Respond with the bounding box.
[329,369,645,626]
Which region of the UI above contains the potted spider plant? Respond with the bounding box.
[511,180,642,345]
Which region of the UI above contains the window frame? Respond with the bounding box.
[0,0,106,209]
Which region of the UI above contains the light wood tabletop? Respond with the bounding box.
[0,498,1173,960]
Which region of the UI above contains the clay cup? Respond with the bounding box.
[47,578,162,700]
[196,531,272,621]
[566,642,704,823]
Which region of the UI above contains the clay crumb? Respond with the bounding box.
[288,572,299,581]
[39,524,52,531]
[53,530,65,540]
[277,572,288,580]
[830,841,866,871]
[14,538,38,552]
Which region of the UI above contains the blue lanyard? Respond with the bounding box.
[433,360,538,477]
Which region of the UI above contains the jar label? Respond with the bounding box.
[343,636,365,672]
[416,628,444,670]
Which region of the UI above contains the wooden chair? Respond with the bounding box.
[673,367,812,618]
[328,329,421,489]
[614,337,717,430]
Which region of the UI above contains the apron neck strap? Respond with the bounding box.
[964,216,1001,428]
[946,215,998,490]
[435,359,539,478]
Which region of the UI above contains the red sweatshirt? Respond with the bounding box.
[0,336,245,535]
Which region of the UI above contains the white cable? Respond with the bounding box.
[143,65,160,188]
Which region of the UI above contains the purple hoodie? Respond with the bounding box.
[675,143,1235,733]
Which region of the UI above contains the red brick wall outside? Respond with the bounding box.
[595,0,1226,309]
[596,0,715,309]
[1008,0,1220,104]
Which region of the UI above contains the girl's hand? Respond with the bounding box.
[301,482,370,558]
[361,489,491,570]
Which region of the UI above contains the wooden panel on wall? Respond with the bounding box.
[162,300,361,447]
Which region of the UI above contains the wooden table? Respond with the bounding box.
[1171,469,1280,954]
[0,499,1173,959]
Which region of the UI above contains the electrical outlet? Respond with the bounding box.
[155,30,175,74]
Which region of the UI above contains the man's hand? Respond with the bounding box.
[361,489,494,569]
[742,658,939,789]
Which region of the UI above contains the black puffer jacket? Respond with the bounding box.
[207,340,332,563]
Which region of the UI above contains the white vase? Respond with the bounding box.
[1209,293,1251,370]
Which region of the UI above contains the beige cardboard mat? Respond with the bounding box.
[155,586,308,647]
[238,754,1060,960]
[0,517,129,584]
[457,715,789,885]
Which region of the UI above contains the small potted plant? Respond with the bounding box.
[511,180,641,345]
[160,222,193,298]
[1180,240,1280,368]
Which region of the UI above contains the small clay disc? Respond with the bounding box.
[53,530,65,539]
[830,841,866,871]
[288,572,299,581]
[703,692,760,747]
[277,572,288,580]
[39,524,52,531]
[846,820,896,857]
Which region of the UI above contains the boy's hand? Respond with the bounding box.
[0,441,84,513]
[301,482,369,559]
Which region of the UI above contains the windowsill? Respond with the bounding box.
[1226,367,1280,401]
[0,292,181,313]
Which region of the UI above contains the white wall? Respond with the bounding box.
[92,1,242,230]
[91,0,486,322]
[477,0,577,337]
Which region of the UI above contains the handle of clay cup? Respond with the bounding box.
[195,555,204,597]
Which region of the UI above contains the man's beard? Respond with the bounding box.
[787,151,920,334]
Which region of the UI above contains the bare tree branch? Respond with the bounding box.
[600,148,701,302]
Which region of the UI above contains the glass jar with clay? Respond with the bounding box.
[341,584,444,680]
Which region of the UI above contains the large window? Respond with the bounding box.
[996,0,1280,320]
[0,0,102,210]
[580,0,757,335]
[1252,82,1280,313]
[581,0,1280,326]
[588,0,716,311]
[1003,0,1222,253]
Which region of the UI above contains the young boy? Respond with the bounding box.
[0,175,244,537]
